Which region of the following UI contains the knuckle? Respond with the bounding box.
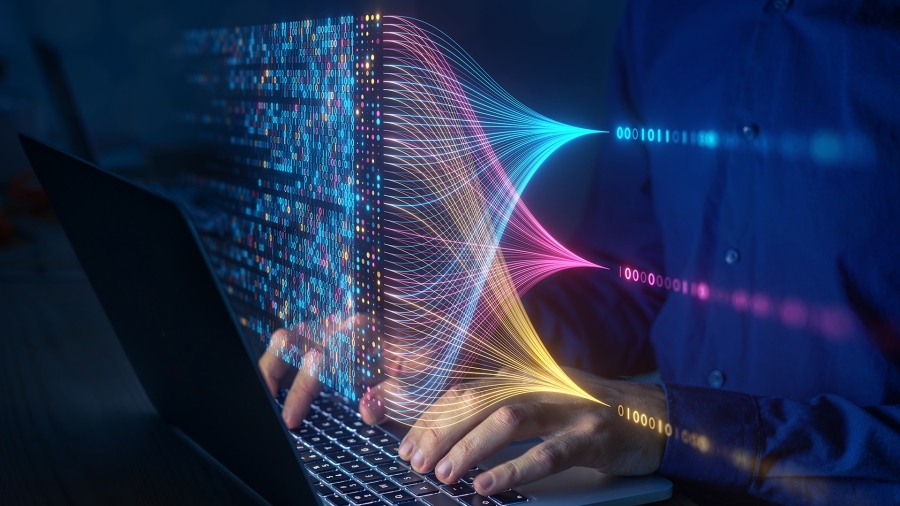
[421,427,445,449]
[494,405,526,430]
[503,460,523,485]
[531,444,563,474]
[454,436,478,459]
[447,383,465,396]
[446,382,480,409]
[270,328,286,343]
[460,388,479,409]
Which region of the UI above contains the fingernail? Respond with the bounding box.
[399,440,413,459]
[435,459,452,479]
[475,472,494,492]
[411,449,424,470]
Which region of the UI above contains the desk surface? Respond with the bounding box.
[0,217,690,506]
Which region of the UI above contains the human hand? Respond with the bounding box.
[393,368,668,496]
[258,328,324,428]
[258,321,402,428]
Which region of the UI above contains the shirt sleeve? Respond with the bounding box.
[659,383,900,504]
[522,3,664,378]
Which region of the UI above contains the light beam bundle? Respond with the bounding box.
[381,17,606,427]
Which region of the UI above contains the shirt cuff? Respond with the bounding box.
[657,383,761,492]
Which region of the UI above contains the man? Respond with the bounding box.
[260,1,900,503]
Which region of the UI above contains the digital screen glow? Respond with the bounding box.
[177,15,383,399]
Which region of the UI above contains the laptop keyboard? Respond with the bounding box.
[277,390,528,506]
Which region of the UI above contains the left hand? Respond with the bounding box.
[388,368,668,496]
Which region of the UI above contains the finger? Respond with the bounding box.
[474,434,585,496]
[281,349,323,429]
[358,345,412,425]
[258,329,298,396]
[358,377,403,425]
[433,403,550,484]
[398,382,497,473]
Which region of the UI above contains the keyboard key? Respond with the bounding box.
[331,411,355,422]
[421,472,440,484]
[306,462,335,474]
[351,444,379,457]
[325,428,354,440]
[422,495,460,506]
[329,452,356,464]
[459,494,494,506]
[318,404,341,414]
[377,463,409,476]
[347,419,367,430]
[313,483,335,496]
[355,470,386,484]
[313,419,340,431]
[299,451,322,463]
[441,483,475,497]
[382,489,416,504]
[370,434,400,447]
[317,443,343,455]
[408,482,440,496]
[341,460,370,474]
[460,469,483,484]
[305,412,326,423]
[337,436,366,447]
[333,480,364,495]
[319,471,353,484]
[326,495,350,506]
[304,434,328,446]
[489,490,528,504]
[289,426,316,439]
[392,472,424,486]
[381,444,401,457]
[364,453,392,466]
[357,427,386,439]
[368,480,400,494]
[347,490,379,505]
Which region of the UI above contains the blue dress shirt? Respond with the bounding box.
[523,1,900,504]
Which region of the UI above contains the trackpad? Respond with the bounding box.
[478,440,672,506]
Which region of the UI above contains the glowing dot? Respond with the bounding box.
[697,283,710,301]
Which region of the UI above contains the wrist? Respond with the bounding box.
[604,380,668,474]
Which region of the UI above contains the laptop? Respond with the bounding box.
[19,136,672,506]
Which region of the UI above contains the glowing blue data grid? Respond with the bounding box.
[180,15,383,399]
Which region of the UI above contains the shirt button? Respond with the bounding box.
[742,124,759,140]
[708,370,725,388]
[774,0,793,11]
[725,248,740,265]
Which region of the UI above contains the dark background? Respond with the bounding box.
[0,0,635,504]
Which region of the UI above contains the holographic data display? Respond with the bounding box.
[179,15,383,400]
